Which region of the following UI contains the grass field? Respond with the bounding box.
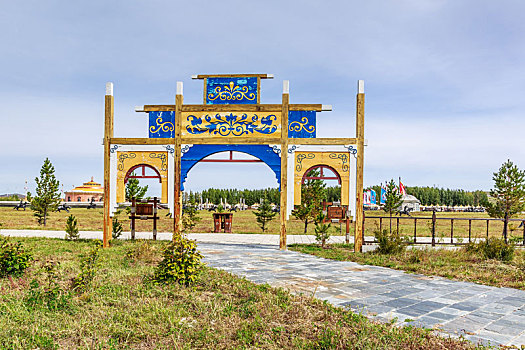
[0,237,483,349]
[2,206,525,241]
[0,207,345,235]
[289,243,525,290]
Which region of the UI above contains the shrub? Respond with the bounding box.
[314,213,331,248]
[151,235,203,286]
[72,241,102,292]
[464,238,515,262]
[24,261,71,311]
[112,218,123,239]
[0,238,32,277]
[374,229,406,255]
[483,238,514,261]
[65,214,79,240]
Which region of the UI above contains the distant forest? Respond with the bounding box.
[184,186,342,206]
[186,185,489,207]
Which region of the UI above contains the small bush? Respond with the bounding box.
[112,218,123,239]
[72,241,102,292]
[374,229,406,255]
[65,214,79,240]
[24,261,72,311]
[151,235,203,286]
[483,238,515,261]
[314,213,331,248]
[464,238,515,262]
[0,238,32,277]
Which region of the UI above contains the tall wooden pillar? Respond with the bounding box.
[173,82,183,239]
[354,80,365,252]
[279,81,290,250]
[103,82,114,248]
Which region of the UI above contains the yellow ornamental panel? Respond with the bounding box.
[293,152,350,206]
[116,151,169,203]
[181,112,281,139]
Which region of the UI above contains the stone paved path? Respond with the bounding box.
[199,242,525,348]
[3,229,525,347]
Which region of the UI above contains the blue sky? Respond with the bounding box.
[1,0,524,196]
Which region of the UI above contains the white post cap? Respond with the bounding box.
[134,106,145,112]
[176,81,183,95]
[105,82,113,96]
[321,104,332,111]
[358,80,364,94]
[283,80,290,94]
[191,75,198,79]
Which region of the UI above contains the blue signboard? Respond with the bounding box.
[149,111,175,138]
[288,111,316,138]
[206,77,258,104]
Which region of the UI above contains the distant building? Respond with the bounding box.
[399,194,421,212]
[64,177,104,202]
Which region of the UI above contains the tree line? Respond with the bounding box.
[185,186,344,206]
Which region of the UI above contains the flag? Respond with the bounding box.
[399,179,407,196]
[370,189,377,205]
[363,191,370,205]
[380,186,386,204]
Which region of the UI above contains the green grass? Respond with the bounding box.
[289,243,525,290]
[0,237,484,349]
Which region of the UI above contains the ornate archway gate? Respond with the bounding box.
[103,74,365,251]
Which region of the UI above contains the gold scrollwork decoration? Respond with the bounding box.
[149,153,167,171]
[296,153,315,172]
[288,116,315,134]
[208,81,256,102]
[329,153,349,172]
[118,153,136,171]
[149,117,174,134]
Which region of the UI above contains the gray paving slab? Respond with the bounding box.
[196,242,525,347]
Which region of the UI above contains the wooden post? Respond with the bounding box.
[413,218,417,243]
[103,82,114,248]
[279,80,290,250]
[431,210,436,246]
[174,82,183,239]
[131,197,136,240]
[354,80,365,252]
[450,219,454,244]
[468,219,472,243]
[486,219,489,240]
[153,197,157,241]
[522,220,525,246]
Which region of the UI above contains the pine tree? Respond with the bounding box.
[30,158,61,226]
[125,176,148,201]
[292,169,326,233]
[382,179,403,233]
[253,197,277,233]
[65,214,79,240]
[486,160,525,242]
[182,198,201,232]
[314,213,331,248]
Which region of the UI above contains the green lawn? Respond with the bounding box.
[0,237,484,349]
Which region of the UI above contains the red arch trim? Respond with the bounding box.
[301,165,341,185]
[124,164,162,184]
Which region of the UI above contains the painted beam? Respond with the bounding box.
[139,104,328,113]
[289,138,357,145]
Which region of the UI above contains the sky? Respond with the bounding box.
[1,0,524,196]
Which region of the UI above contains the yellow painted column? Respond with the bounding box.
[103,82,114,248]
[354,80,365,252]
